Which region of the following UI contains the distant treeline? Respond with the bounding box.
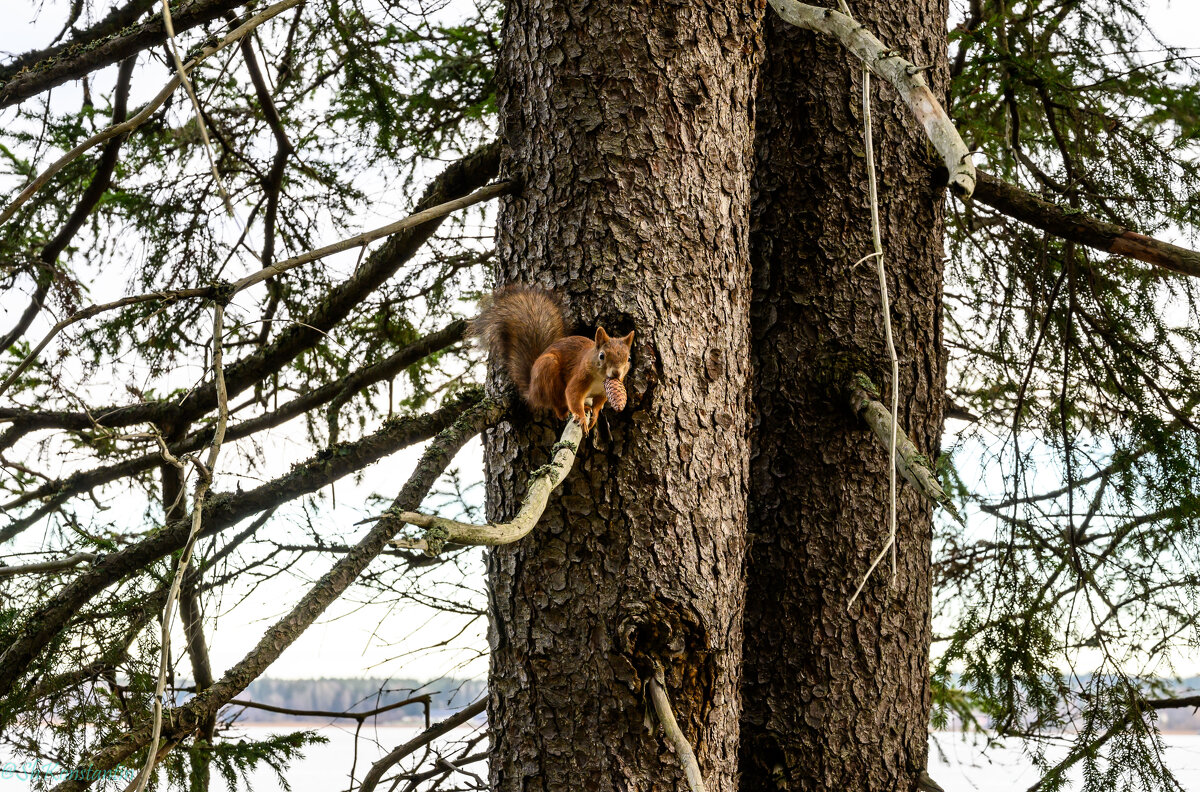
[222,678,487,724]
[939,677,1200,734]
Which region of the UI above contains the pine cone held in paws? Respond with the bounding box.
[604,378,627,411]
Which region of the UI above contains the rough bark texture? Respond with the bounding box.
[740,3,948,790]
[486,1,760,790]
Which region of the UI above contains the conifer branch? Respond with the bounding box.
[972,170,1200,278]
[0,56,136,353]
[225,693,431,723]
[0,184,508,400]
[1025,694,1200,792]
[767,0,976,197]
[44,398,502,792]
[0,321,468,526]
[0,141,500,435]
[0,0,305,227]
[389,419,583,554]
[0,0,245,108]
[0,393,486,703]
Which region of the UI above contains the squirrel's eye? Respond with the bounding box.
[598,352,605,361]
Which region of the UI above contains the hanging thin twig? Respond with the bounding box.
[822,8,904,609]
[866,66,901,586]
[129,304,230,792]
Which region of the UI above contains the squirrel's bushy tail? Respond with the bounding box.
[471,286,566,395]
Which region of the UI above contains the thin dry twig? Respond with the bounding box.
[0,553,99,578]
[160,0,235,215]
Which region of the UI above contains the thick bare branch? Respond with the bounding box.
[767,0,976,197]
[0,0,155,81]
[972,170,1200,278]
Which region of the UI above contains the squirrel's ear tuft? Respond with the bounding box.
[595,327,610,344]
[621,330,634,346]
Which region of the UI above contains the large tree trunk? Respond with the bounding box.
[740,3,949,790]
[485,2,759,790]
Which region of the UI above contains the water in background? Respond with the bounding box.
[2,729,1199,791]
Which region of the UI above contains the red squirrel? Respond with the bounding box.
[472,286,634,433]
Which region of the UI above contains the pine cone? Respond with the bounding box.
[604,378,627,411]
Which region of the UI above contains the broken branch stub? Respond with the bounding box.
[767,0,976,197]
[849,374,964,525]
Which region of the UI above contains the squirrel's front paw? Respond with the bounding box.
[571,411,589,432]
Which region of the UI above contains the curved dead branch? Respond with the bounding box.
[767,0,976,197]
[389,418,583,554]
